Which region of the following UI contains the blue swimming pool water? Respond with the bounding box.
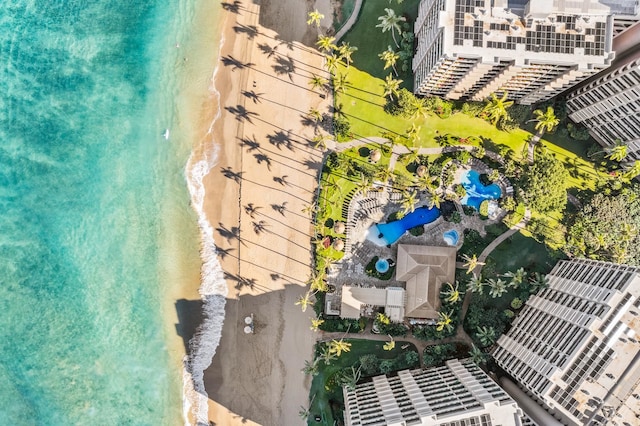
[443,230,459,246]
[460,170,502,210]
[370,206,441,245]
[375,258,390,273]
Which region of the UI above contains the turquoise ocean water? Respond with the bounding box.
[0,0,215,424]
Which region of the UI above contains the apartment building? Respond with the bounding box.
[492,258,640,425]
[413,0,616,104]
[343,358,524,426]
[566,22,640,160]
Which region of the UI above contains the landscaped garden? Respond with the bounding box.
[301,1,640,424]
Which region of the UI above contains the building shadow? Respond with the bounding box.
[175,299,205,355]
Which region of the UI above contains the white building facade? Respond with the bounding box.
[343,358,524,426]
[413,0,616,104]
[492,258,640,425]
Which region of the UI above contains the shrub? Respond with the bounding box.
[454,150,471,165]
[447,211,462,224]
[479,200,489,217]
[379,359,395,374]
[423,343,457,367]
[510,298,523,310]
[472,146,486,159]
[462,206,476,216]
[359,354,380,376]
[334,116,352,141]
[454,184,467,198]
[385,88,417,117]
[504,309,515,318]
[319,317,363,332]
[460,101,484,117]
[409,225,425,236]
[567,122,591,140]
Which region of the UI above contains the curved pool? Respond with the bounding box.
[375,258,390,273]
[367,206,441,246]
[443,230,459,246]
[460,170,501,210]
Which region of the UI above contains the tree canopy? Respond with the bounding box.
[519,150,568,213]
[565,185,640,265]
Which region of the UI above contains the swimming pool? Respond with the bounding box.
[367,206,441,246]
[460,170,501,210]
[443,230,459,246]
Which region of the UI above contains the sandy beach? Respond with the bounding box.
[191,0,333,424]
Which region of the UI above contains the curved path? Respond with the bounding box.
[319,327,474,368]
[334,0,364,41]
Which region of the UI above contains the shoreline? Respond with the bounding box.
[184,0,334,424]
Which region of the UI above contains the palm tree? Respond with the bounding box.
[383,336,396,351]
[376,8,407,47]
[441,281,461,303]
[329,338,352,356]
[400,148,420,165]
[308,270,328,292]
[401,190,418,215]
[528,106,559,162]
[354,172,373,195]
[338,42,358,68]
[307,9,324,28]
[301,203,317,217]
[425,189,443,209]
[461,254,485,274]
[308,74,328,91]
[606,140,628,162]
[529,272,549,293]
[340,366,362,391]
[532,106,559,135]
[319,343,338,365]
[301,358,320,376]
[487,278,508,299]
[410,97,428,119]
[316,35,336,52]
[308,107,323,123]
[382,74,402,100]
[404,124,421,146]
[313,134,332,151]
[475,326,497,347]
[436,310,454,333]
[324,53,340,75]
[469,344,486,366]
[483,92,513,126]
[503,267,526,289]
[375,167,395,184]
[295,291,313,312]
[332,72,350,94]
[623,160,640,180]
[378,46,400,75]
[466,273,484,294]
[310,317,325,332]
[298,406,310,420]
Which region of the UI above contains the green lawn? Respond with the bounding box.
[485,232,564,277]
[307,339,419,425]
[339,0,419,88]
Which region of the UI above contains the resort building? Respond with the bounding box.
[566,21,640,160]
[413,0,617,105]
[492,258,640,426]
[338,245,456,322]
[343,358,524,426]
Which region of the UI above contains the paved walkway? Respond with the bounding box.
[334,0,363,41]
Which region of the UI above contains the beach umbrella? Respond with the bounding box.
[333,238,344,251]
[416,165,427,177]
[333,221,346,234]
[369,149,382,163]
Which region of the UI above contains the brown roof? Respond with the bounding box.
[395,244,457,319]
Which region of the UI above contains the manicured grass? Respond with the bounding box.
[307,339,419,425]
[339,0,419,88]
[485,232,564,277]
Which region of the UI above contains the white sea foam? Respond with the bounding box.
[182,31,227,426]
